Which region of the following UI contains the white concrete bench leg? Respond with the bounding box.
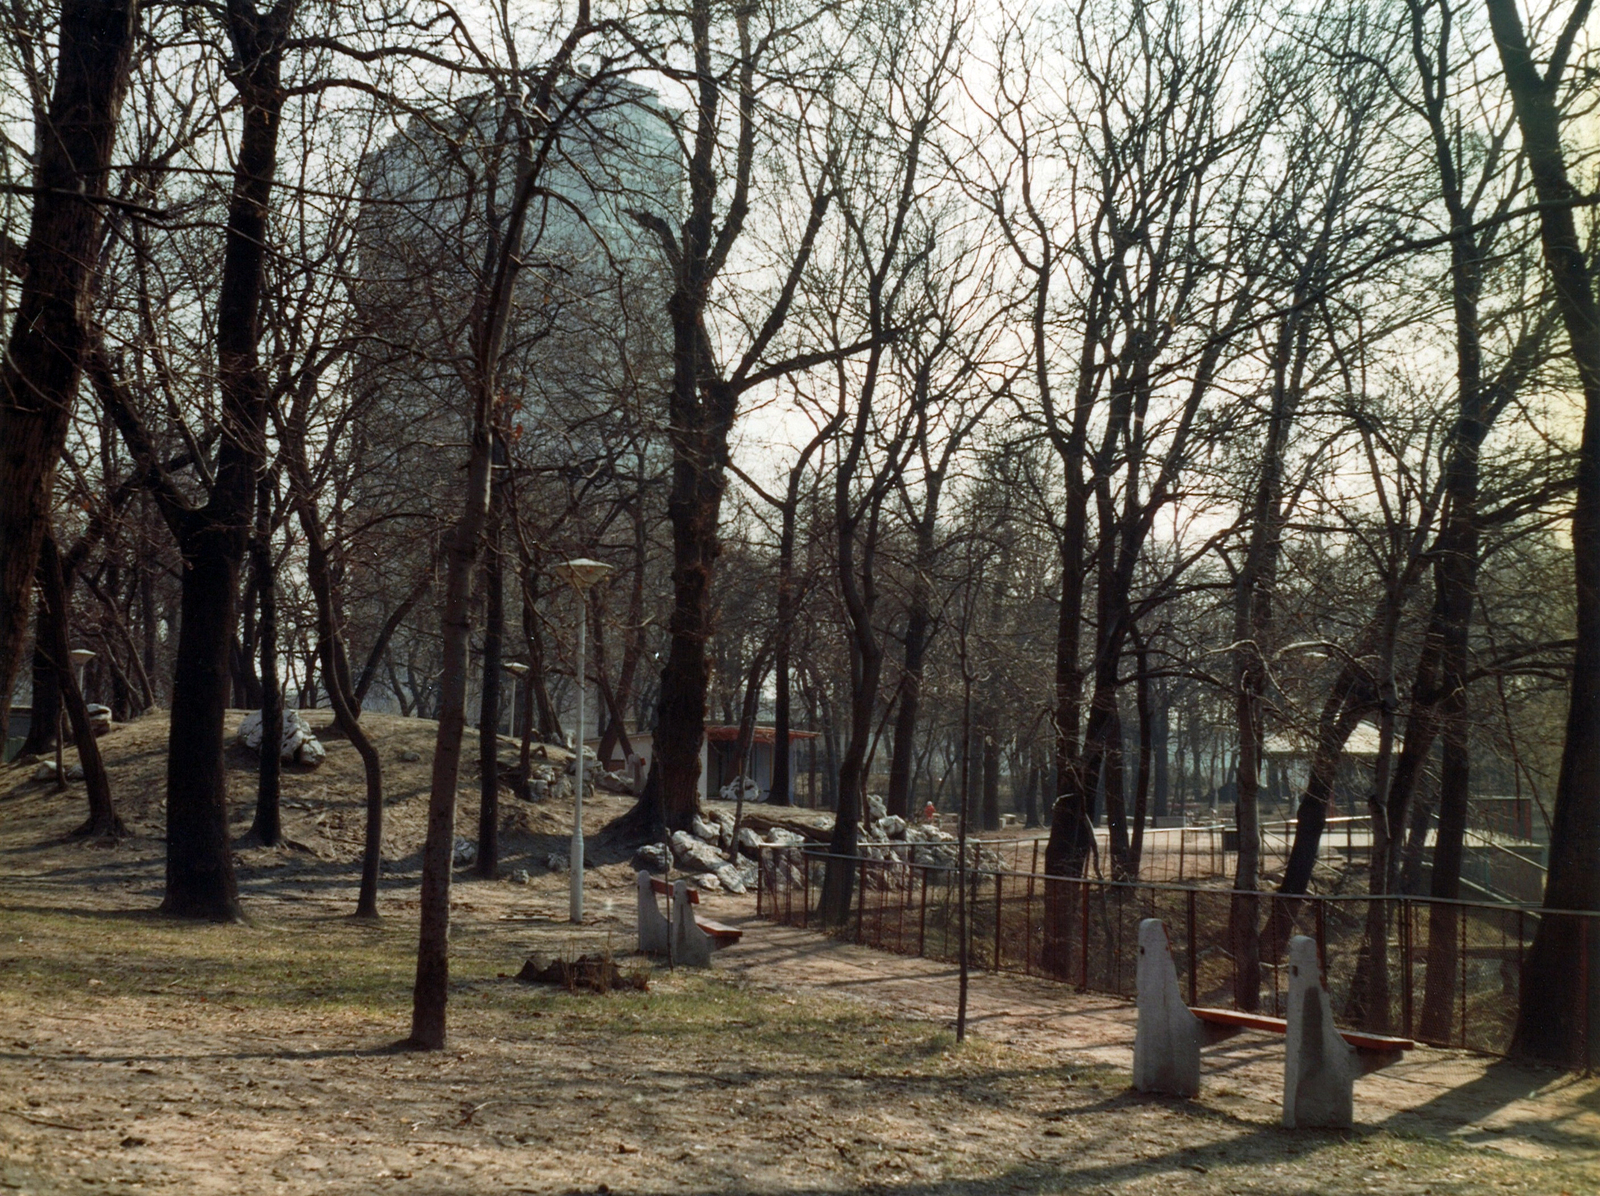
[636,870,671,956]
[1134,918,1202,1097]
[671,879,712,968]
[1283,935,1355,1129]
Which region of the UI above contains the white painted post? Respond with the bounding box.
[1283,935,1355,1128]
[1134,918,1202,1096]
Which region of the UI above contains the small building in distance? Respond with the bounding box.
[595,725,820,804]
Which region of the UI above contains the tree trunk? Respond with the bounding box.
[476,459,506,879]
[248,497,281,847]
[19,600,60,757]
[1484,0,1600,1070]
[40,536,122,838]
[161,518,244,920]
[981,732,1000,832]
[0,0,141,749]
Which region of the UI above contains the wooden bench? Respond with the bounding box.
[1135,919,1411,1127]
[1189,1006,1413,1073]
[649,877,742,945]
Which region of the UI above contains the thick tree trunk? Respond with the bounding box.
[0,0,140,749]
[162,520,243,920]
[654,436,723,831]
[1485,0,1600,1069]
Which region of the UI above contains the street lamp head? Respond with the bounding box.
[555,558,615,593]
[502,661,530,678]
[70,648,97,668]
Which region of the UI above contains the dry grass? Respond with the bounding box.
[1,712,1597,1194]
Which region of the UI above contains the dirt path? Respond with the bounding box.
[712,901,1600,1161]
[3,716,1598,1195]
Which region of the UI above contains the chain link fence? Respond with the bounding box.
[755,844,1597,1066]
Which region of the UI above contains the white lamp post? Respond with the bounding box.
[554,558,614,923]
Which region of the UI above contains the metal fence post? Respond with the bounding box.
[918,865,928,957]
[1401,897,1413,1038]
[994,872,1004,971]
[1025,865,1036,976]
[856,857,866,944]
[802,852,810,929]
[1080,882,1091,989]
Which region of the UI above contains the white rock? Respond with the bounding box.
[719,776,761,804]
[236,709,325,767]
[453,836,477,867]
[692,815,722,844]
[866,793,888,822]
[877,815,907,839]
[671,830,728,874]
[31,761,56,782]
[764,827,805,847]
[691,872,722,892]
[737,827,765,853]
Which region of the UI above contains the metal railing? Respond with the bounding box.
[755,845,1599,1067]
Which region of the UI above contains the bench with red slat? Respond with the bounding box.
[1189,1006,1414,1055]
[649,878,743,944]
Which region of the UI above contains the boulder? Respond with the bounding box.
[236,709,325,767]
[85,704,112,736]
[691,871,722,892]
[692,815,722,845]
[544,852,569,872]
[866,793,888,822]
[764,827,805,847]
[713,863,748,894]
[719,776,761,804]
[670,830,728,874]
[876,814,907,839]
[633,843,672,874]
[736,826,765,856]
[453,837,477,867]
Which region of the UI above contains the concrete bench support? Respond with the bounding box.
[1283,934,1355,1129]
[671,879,713,968]
[636,870,671,956]
[1134,918,1203,1097]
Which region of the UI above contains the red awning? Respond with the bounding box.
[704,725,819,744]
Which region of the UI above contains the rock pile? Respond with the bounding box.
[657,807,805,894]
[851,796,1003,889]
[235,709,326,767]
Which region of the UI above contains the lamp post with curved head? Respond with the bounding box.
[554,558,614,922]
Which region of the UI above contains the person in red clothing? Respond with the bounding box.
[922,801,937,824]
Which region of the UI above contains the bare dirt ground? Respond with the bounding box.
[2,712,1598,1196]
